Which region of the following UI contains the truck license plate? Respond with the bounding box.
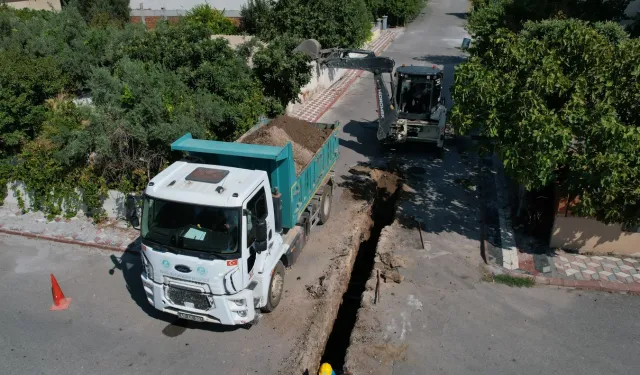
[178,312,205,322]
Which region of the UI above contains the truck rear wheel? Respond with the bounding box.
[318,186,332,225]
[261,261,285,313]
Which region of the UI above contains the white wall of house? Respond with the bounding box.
[6,0,61,11]
[129,0,246,11]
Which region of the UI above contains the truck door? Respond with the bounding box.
[242,184,274,285]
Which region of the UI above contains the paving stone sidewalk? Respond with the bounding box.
[551,250,640,284]
[289,29,403,122]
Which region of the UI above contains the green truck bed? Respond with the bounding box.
[171,121,340,229]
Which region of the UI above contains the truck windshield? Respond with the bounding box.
[141,196,240,255]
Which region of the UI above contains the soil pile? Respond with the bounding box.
[270,115,332,152]
[241,115,333,175]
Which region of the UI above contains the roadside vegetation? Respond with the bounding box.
[492,274,535,288]
[452,0,640,228]
[0,0,425,221]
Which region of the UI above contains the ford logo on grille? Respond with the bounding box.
[174,265,191,273]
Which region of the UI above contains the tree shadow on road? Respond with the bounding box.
[339,119,382,158]
[108,252,243,333]
[389,138,482,244]
[412,55,467,66]
[446,12,469,20]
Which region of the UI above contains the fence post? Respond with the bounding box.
[382,15,388,30]
[376,18,382,30]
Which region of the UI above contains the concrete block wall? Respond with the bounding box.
[286,25,383,115]
[3,182,129,220]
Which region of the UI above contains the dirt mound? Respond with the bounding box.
[241,115,332,175]
[241,126,314,174]
[269,115,333,153]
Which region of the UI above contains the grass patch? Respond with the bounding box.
[493,274,535,288]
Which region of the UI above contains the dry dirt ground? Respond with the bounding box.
[343,137,483,374]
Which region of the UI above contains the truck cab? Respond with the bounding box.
[138,162,283,325]
[392,65,447,147]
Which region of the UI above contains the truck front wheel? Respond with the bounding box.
[318,186,332,225]
[261,261,285,313]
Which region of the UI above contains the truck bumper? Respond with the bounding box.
[141,274,256,326]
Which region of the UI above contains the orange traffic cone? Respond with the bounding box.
[50,274,71,311]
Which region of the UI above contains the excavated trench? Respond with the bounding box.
[319,168,401,372]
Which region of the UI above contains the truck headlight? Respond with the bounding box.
[141,254,154,280]
[231,299,246,307]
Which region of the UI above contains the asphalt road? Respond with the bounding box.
[1,1,639,375]
[326,0,640,374]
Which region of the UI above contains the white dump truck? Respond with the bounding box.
[126,121,339,326]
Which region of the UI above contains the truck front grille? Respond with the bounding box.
[166,286,212,310]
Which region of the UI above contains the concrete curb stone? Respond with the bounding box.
[0,227,139,255]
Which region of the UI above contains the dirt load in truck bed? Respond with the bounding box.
[241,115,333,175]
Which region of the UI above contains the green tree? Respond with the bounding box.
[451,20,640,226]
[467,0,632,55]
[65,0,130,27]
[252,36,312,114]
[240,0,273,35]
[0,51,68,158]
[379,0,425,26]
[269,0,371,48]
[183,4,237,35]
[0,5,276,216]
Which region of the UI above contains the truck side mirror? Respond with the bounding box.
[256,218,268,242]
[125,195,140,229]
[255,218,268,252]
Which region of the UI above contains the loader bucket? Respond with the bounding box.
[293,39,322,60]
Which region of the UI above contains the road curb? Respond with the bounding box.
[0,227,139,254]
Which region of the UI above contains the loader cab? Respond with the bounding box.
[395,66,443,120]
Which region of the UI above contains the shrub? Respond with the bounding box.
[68,0,131,27]
[183,4,237,35]
[252,36,312,114]
[267,0,372,48]
[0,51,69,159]
[368,0,426,27]
[241,0,273,35]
